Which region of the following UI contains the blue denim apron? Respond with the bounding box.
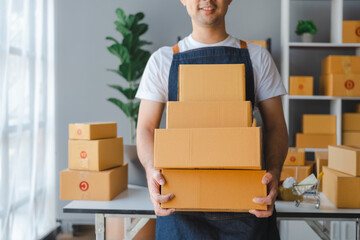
[156,40,280,240]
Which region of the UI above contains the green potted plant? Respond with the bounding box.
[295,20,318,42]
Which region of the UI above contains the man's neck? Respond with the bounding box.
[191,23,228,44]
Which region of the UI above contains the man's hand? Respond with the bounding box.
[146,168,175,216]
[249,171,279,218]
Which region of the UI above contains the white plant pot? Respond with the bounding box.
[124,144,147,187]
[301,33,314,43]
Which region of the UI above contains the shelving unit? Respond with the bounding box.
[281,0,360,148]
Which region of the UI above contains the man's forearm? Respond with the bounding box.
[137,128,156,173]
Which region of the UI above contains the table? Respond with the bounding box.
[64,185,360,240]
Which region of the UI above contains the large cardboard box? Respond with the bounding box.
[161,169,267,211]
[328,145,360,176]
[68,138,123,171]
[322,167,360,208]
[342,113,360,131]
[284,148,305,166]
[60,164,128,201]
[69,122,117,140]
[320,74,360,97]
[315,151,328,191]
[166,101,252,129]
[343,21,360,43]
[296,133,337,149]
[281,161,313,182]
[343,131,360,146]
[289,76,313,96]
[179,64,246,101]
[154,127,262,169]
[322,56,360,74]
[302,114,336,134]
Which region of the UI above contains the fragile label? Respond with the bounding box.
[290,156,296,162]
[79,181,89,191]
[345,80,355,90]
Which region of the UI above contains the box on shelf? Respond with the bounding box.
[154,127,262,169]
[289,76,313,96]
[296,133,337,149]
[322,167,360,208]
[302,114,336,134]
[322,56,360,74]
[284,148,305,166]
[342,113,360,131]
[179,64,245,101]
[342,131,360,146]
[161,169,267,211]
[166,101,252,129]
[315,151,328,191]
[328,145,360,176]
[69,122,117,140]
[320,74,360,97]
[246,40,267,49]
[60,164,128,201]
[280,161,314,182]
[68,137,123,171]
[342,21,360,43]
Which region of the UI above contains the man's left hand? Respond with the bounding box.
[249,171,279,218]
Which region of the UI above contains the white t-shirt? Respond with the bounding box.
[136,34,286,105]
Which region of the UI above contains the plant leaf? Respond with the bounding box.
[135,12,144,21]
[115,21,131,36]
[105,36,120,45]
[122,34,140,55]
[108,84,138,100]
[107,43,130,63]
[116,8,127,25]
[107,98,132,118]
[139,40,152,47]
[133,23,148,36]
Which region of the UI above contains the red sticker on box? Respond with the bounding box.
[298,84,304,90]
[356,27,360,37]
[290,156,296,162]
[80,151,87,159]
[79,181,89,191]
[77,129,82,135]
[345,80,355,90]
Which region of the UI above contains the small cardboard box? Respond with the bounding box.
[343,21,360,43]
[69,122,117,140]
[315,151,328,191]
[161,169,267,211]
[154,127,262,169]
[179,64,245,101]
[322,166,360,208]
[328,145,360,176]
[289,76,313,96]
[320,74,360,97]
[322,56,360,74]
[342,131,360,146]
[68,138,123,171]
[296,133,337,149]
[284,148,305,166]
[342,113,360,131]
[166,101,252,129]
[281,161,313,182]
[302,114,336,134]
[60,164,128,201]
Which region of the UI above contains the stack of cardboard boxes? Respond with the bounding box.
[281,148,313,182]
[320,55,360,97]
[155,64,267,211]
[323,145,360,208]
[342,112,360,146]
[60,122,128,201]
[296,114,337,148]
[289,76,314,96]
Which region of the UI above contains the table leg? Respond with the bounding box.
[124,218,150,240]
[356,218,359,240]
[95,214,105,240]
[305,220,330,240]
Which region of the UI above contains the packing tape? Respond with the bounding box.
[80,158,89,169]
[342,56,351,74]
[295,167,299,181]
[79,171,90,180]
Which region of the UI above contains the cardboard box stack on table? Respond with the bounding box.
[296,114,337,148]
[342,112,360,146]
[320,55,360,97]
[60,122,128,201]
[289,76,314,96]
[155,64,267,212]
[322,145,360,208]
[280,148,314,182]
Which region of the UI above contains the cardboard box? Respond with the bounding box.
[284,148,305,166]
[154,127,262,169]
[322,56,360,74]
[289,76,314,96]
[281,161,314,182]
[106,218,155,240]
[315,151,328,191]
[166,101,252,129]
[302,114,336,134]
[69,122,117,140]
[296,133,337,149]
[246,40,267,49]
[320,74,360,97]
[60,164,128,201]
[322,167,360,208]
[342,113,360,131]
[343,21,360,43]
[161,169,267,211]
[343,131,360,146]
[179,64,245,101]
[68,138,123,171]
[328,145,360,176]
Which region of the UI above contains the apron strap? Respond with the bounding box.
[173,44,180,54]
[240,40,248,49]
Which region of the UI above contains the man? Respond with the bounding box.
[136,0,289,239]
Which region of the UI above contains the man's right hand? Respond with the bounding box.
[146,168,175,216]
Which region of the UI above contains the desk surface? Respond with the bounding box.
[63,185,360,219]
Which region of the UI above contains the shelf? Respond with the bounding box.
[289,42,360,48]
[305,148,328,152]
[288,95,360,100]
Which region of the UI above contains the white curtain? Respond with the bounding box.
[0,0,56,239]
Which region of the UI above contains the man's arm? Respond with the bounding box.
[250,96,289,218]
[136,99,175,216]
